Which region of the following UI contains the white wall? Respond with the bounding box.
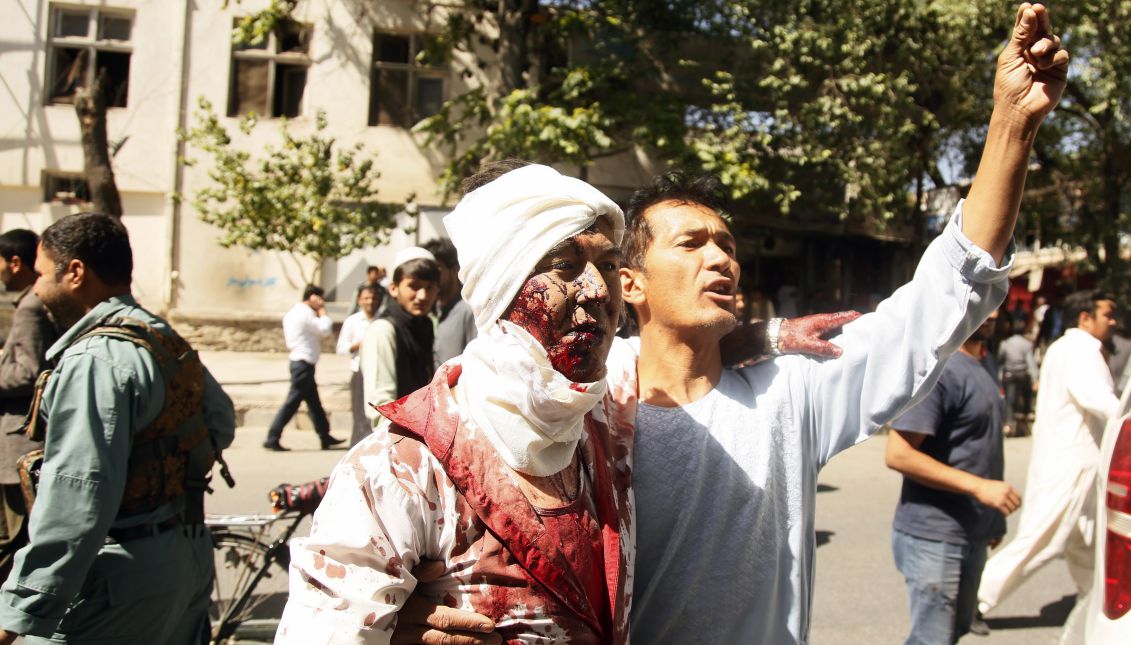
[1,0,663,319]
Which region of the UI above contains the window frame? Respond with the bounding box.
[44,5,134,107]
[41,170,91,205]
[369,31,448,128]
[227,20,313,119]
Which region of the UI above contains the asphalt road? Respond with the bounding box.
[812,433,1077,644]
[209,425,1078,644]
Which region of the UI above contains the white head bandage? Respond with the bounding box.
[443,164,625,334]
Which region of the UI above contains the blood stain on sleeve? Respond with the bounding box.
[385,555,404,576]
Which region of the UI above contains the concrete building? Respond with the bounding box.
[1,0,656,347]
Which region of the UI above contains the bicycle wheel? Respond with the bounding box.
[210,529,290,642]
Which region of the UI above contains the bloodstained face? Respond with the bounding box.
[503,218,622,383]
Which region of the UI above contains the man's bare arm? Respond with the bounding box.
[885,429,1021,516]
[962,3,1068,264]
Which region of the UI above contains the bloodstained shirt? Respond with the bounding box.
[276,360,636,644]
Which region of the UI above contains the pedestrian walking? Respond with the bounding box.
[998,317,1038,436]
[263,284,345,451]
[977,289,1122,619]
[887,309,1020,644]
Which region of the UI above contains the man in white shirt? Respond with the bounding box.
[264,284,345,451]
[337,285,380,447]
[977,289,1121,618]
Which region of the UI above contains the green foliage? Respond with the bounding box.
[414,1,694,199]
[179,98,400,283]
[226,0,1129,282]
[224,0,298,46]
[692,0,1006,229]
[1019,0,1131,300]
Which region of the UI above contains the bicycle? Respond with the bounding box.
[206,477,328,644]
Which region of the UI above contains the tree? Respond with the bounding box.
[691,1,1008,237]
[233,1,737,197]
[236,1,1008,234]
[1012,0,1131,302]
[75,68,123,217]
[180,98,401,285]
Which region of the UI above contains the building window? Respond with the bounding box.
[45,6,133,107]
[228,20,311,118]
[369,32,447,127]
[42,171,90,205]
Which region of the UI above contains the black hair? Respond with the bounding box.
[459,158,533,196]
[1064,289,1115,327]
[422,237,458,270]
[40,212,132,286]
[357,284,380,299]
[366,265,380,274]
[0,229,39,267]
[393,258,441,284]
[302,284,325,301]
[622,172,729,269]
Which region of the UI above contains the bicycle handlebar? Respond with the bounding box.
[268,477,329,514]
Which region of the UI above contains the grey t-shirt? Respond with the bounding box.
[891,351,1007,544]
[434,297,477,366]
[633,371,794,645]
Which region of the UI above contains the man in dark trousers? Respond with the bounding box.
[264,284,346,451]
[0,230,56,581]
[886,309,1021,644]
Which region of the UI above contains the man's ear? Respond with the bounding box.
[7,256,21,274]
[1078,310,1093,329]
[65,258,85,288]
[620,266,646,307]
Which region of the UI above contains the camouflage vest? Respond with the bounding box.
[21,316,233,520]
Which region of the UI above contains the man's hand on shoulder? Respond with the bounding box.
[778,311,861,359]
[0,629,16,645]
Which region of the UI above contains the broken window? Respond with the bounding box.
[369,32,448,127]
[46,6,133,106]
[228,20,311,118]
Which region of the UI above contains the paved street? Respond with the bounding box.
[813,434,1077,644]
[203,351,1080,643]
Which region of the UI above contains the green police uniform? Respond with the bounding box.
[0,295,235,643]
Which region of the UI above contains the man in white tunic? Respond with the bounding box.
[337,284,380,446]
[977,289,1121,617]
